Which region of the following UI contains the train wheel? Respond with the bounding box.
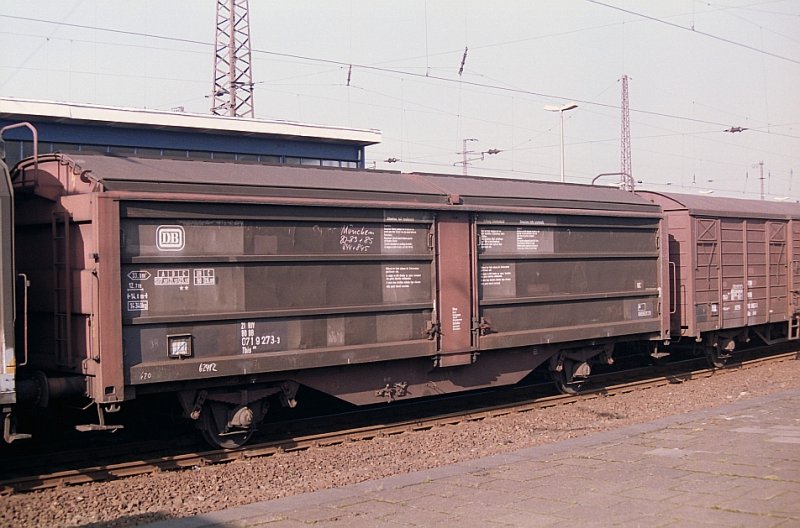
[552,360,583,395]
[705,345,729,369]
[201,402,254,450]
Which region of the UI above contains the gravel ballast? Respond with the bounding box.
[2,358,799,527]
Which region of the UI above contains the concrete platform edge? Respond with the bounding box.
[143,388,800,528]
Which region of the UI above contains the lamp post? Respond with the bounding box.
[544,103,578,182]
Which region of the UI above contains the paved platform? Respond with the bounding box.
[147,389,800,527]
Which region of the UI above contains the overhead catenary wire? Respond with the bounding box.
[1,10,797,199]
[586,0,800,65]
[0,13,792,134]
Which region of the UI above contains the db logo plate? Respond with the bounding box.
[156,225,185,251]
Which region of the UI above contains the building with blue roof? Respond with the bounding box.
[0,98,381,168]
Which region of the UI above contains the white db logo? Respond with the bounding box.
[156,225,185,251]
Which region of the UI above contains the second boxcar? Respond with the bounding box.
[639,191,800,366]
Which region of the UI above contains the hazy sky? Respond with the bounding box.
[1,1,798,199]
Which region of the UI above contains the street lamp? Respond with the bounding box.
[544,103,578,182]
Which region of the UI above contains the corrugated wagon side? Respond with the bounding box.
[639,191,800,366]
[12,154,669,447]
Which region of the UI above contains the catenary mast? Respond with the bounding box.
[211,0,255,117]
[620,74,633,191]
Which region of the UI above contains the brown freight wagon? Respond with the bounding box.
[0,152,19,438]
[12,153,669,447]
[639,191,800,366]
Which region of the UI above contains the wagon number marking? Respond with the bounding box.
[240,321,281,354]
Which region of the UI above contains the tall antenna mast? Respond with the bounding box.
[620,74,633,191]
[211,0,255,117]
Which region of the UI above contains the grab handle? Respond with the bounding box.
[669,262,677,315]
[17,273,29,367]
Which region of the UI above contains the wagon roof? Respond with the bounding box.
[637,191,800,220]
[408,171,656,211]
[18,154,660,214]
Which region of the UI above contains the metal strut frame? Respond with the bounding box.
[52,212,72,367]
[211,0,255,118]
[620,74,634,192]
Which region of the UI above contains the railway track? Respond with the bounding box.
[2,349,797,494]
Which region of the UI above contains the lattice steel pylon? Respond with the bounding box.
[211,0,255,117]
[620,74,633,191]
